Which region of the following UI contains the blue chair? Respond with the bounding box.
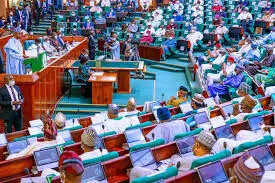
[67,69,86,98]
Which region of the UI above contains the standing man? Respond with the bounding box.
[0,75,24,133]
[34,0,41,26]
[105,34,120,60]
[88,30,96,60]
[4,28,28,75]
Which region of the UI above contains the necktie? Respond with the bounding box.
[10,86,19,110]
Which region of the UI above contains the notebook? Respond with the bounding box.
[210,115,226,128]
[204,97,216,107]
[33,147,60,171]
[248,145,275,171]
[82,163,107,183]
[197,161,230,183]
[149,101,161,113]
[176,136,195,157]
[124,128,145,148]
[0,133,7,146]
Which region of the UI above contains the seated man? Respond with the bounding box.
[191,4,204,17]
[70,26,81,36]
[241,16,253,34]
[95,14,106,24]
[237,7,253,21]
[80,126,108,160]
[167,86,189,107]
[186,27,203,52]
[146,107,190,143]
[69,11,80,23]
[197,43,222,65]
[241,43,261,63]
[201,48,227,75]
[114,3,124,12]
[58,151,84,183]
[155,25,166,37]
[232,95,257,122]
[245,46,274,76]
[257,26,275,45]
[140,0,150,11]
[161,29,176,59]
[153,11,163,22]
[42,36,57,57]
[207,56,236,85]
[194,15,203,25]
[6,115,65,160]
[152,6,163,16]
[166,19,177,30]
[50,32,63,53]
[105,8,116,18]
[173,0,183,11]
[214,22,229,41]
[171,11,184,22]
[119,97,140,117]
[126,20,138,34]
[208,65,244,98]
[228,153,275,183]
[83,19,94,30]
[25,38,44,57]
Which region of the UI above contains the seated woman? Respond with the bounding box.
[140,23,155,44]
[80,126,108,161]
[167,86,189,107]
[118,97,140,117]
[146,107,190,143]
[76,57,94,97]
[6,115,65,160]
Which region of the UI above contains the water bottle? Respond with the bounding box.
[214,94,220,105]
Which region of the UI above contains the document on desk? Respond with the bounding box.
[92,72,104,76]
[29,119,43,127]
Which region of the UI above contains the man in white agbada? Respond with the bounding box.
[201,48,227,75]
[191,4,204,17]
[155,25,166,37]
[93,104,137,134]
[194,15,204,24]
[153,11,163,22]
[237,7,253,20]
[207,56,236,85]
[118,97,140,117]
[80,126,108,161]
[4,28,28,75]
[42,36,57,57]
[214,22,229,40]
[152,6,163,16]
[173,0,183,11]
[140,0,150,11]
[146,107,190,144]
[186,27,203,52]
[229,153,275,183]
[230,39,252,58]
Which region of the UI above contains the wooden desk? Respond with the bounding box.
[88,72,117,104]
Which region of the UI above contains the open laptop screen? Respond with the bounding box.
[125,128,145,146]
[0,133,7,146]
[248,145,275,166]
[221,104,233,118]
[58,130,73,142]
[149,101,161,112]
[176,136,195,155]
[194,111,209,125]
[248,115,264,132]
[82,163,106,182]
[179,102,193,114]
[215,125,235,139]
[198,161,229,183]
[7,139,28,155]
[34,147,59,166]
[130,148,156,168]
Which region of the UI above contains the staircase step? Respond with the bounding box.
[150,65,184,72]
[177,57,189,62]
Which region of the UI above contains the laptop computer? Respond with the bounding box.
[33,147,60,171]
[58,130,73,142]
[176,136,195,157]
[194,111,210,125]
[248,145,275,171]
[179,102,193,114]
[82,163,107,183]
[124,128,146,148]
[221,104,234,118]
[7,139,29,155]
[214,125,235,140]
[130,148,160,170]
[203,98,216,107]
[149,101,161,113]
[0,133,7,146]
[247,115,264,133]
[197,161,230,183]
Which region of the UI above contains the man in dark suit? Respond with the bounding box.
[0,75,24,133]
[88,30,96,60]
[34,0,42,25]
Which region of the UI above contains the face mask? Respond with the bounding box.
[169,37,173,40]
[233,71,236,75]
[46,40,50,43]
[227,62,231,66]
[242,36,245,40]
[73,28,76,31]
[244,42,248,45]
[132,24,134,26]
[9,80,15,86]
[54,36,57,39]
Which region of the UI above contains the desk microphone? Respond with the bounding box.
[152,133,155,141]
[77,108,80,119]
[223,141,227,150]
[161,93,164,102]
[72,119,75,128]
[24,168,34,183]
[99,146,103,159]
[102,124,105,136]
[228,113,231,121]
[174,161,181,183]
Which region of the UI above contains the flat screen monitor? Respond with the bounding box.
[221,104,233,118]
[7,139,29,155]
[124,128,145,147]
[82,163,106,182]
[149,101,161,112]
[58,130,73,142]
[248,145,275,166]
[34,147,60,171]
[179,102,193,114]
[176,136,195,155]
[248,115,264,132]
[130,148,156,168]
[194,111,210,125]
[215,125,235,140]
[198,161,229,183]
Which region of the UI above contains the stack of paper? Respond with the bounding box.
[29,119,43,127]
[210,115,226,128]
